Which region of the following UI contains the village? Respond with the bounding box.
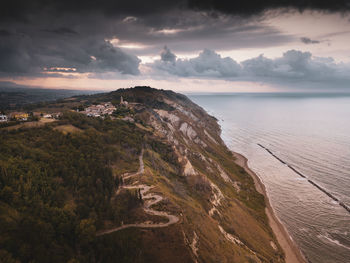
[0,111,62,123]
[78,97,134,121]
[0,96,133,124]
[81,102,116,118]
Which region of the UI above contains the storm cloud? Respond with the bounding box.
[1,0,350,85]
[160,46,177,63]
[2,0,350,22]
[153,48,241,78]
[0,6,292,78]
[0,24,141,77]
[241,50,347,82]
[149,47,350,88]
[188,0,350,16]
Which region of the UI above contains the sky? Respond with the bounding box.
[1,0,350,93]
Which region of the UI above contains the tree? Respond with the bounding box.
[76,218,96,244]
[0,250,20,263]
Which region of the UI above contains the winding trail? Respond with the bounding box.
[97,149,179,236]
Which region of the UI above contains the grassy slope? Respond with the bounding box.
[0,87,284,263]
[98,87,285,262]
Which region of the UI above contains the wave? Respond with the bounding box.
[257,143,350,214]
[317,233,350,251]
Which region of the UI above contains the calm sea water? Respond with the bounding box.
[189,93,350,263]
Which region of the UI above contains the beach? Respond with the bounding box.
[189,93,350,262]
[232,151,306,263]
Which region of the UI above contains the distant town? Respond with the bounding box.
[0,97,133,125]
[77,97,134,122]
[0,112,62,122]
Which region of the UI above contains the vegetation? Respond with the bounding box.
[0,87,284,263]
[112,106,134,117]
[0,112,162,262]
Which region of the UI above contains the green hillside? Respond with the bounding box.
[0,87,284,263]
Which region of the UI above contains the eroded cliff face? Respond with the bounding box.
[0,86,285,263]
[106,87,285,263]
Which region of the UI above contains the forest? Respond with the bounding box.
[0,111,176,262]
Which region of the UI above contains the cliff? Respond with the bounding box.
[0,87,284,263]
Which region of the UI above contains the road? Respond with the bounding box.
[97,149,179,236]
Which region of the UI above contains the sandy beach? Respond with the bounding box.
[232,151,306,263]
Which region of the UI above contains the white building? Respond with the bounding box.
[84,102,116,117]
[43,114,52,118]
[120,96,128,106]
[0,114,7,122]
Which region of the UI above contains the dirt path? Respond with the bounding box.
[232,151,306,263]
[121,148,144,180]
[97,149,179,236]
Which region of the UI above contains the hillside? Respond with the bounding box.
[0,87,284,263]
[0,85,97,111]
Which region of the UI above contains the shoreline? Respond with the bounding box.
[232,151,307,263]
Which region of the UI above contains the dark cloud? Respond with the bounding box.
[44,27,78,35]
[0,7,294,77]
[0,29,12,36]
[2,0,350,23]
[149,47,350,88]
[188,0,350,16]
[300,37,320,44]
[160,46,177,63]
[107,11,294,57]
[1,0,349,79]
[1,1,185,22]
[152,48,241,78]
[242,50,315,79]
[0,31,140,77]
[84,40,140,75]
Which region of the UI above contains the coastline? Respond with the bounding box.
[232,151,306,263]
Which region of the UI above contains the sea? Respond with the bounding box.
[188,93,350,263]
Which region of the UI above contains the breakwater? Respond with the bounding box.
[258,144,350,214]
